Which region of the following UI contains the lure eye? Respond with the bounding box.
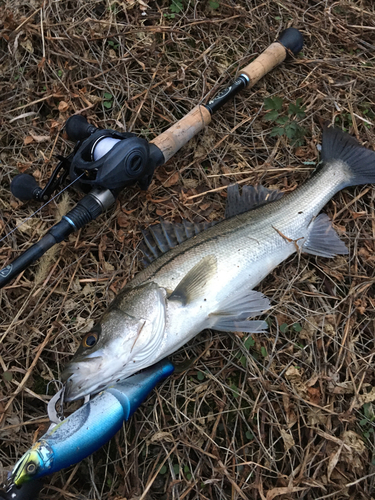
[82,332,98,348]
[26,462,37,475]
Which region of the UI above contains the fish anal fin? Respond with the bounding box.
[210,289,270,333]
[225,184,283,219]
[169,255,217,305]
[301,213,348,258]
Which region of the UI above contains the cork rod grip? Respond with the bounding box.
[240,42,287,88]
[150,105,211,163]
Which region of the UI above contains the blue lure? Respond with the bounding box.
[11,359,174,485]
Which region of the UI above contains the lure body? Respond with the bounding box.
[11,359,174,485]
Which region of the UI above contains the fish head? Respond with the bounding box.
[62,283,167,401]
[11,441,53,485]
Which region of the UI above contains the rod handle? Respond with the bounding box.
[240,28,303,88]
[150,105,211,163]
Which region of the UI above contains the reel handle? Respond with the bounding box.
[151,27,303,163]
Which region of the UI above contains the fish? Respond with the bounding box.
[10,359,174,485]
[62,126,375,402]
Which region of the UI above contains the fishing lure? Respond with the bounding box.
[10,359,174,486]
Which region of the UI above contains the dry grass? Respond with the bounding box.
[1,0,375,499]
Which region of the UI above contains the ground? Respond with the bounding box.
[0,1,375,499]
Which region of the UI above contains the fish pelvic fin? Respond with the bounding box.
[322,126,375,186]
[301,213,348,258]
[169,255,217,305]
[225,184,283,218]
[209,289,270,333]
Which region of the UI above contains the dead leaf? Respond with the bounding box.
[29,131,50,143]
[354,387,375,408]
[58,101,69,113]
[327,444,343,481]
[280,429,295,451]
[150,431,174,443]
[117,212,129,228]
[266,486,308,500]
[164,171,179,187]
[307,387,321,405]
[20,38,33,53]
[24,135,34,145]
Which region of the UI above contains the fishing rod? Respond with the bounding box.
[0,28,303,289]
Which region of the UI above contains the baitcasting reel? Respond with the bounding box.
[10,114,164,202]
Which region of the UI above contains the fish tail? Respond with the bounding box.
[322,126,375,186]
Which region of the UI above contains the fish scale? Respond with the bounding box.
[62,127,375,402]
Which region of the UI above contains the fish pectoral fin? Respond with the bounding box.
[301,213,348,258]
[209,289,270,333]
[225,184,283,218]
[169,255,217,305]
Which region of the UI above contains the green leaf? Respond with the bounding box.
[103,101,112,109]
[2,371,13,382]
[359,418,367,427]
[240,356,247,367]
[280,323,288,333]
[230,383,239,399]
[264,96,283,111]
[275,116,288,125]
[159,465,167,475]
[261,346,267,357]
[170,0,183,13]
[244,336,255,349]
[263,109,279,122]
[292,323,303,332]
[209,0,220,9]
[245,430,254,440]
[103,92,113,100]
[270,126,284,137]
[173,464,180,474]
[197,371,205,381]
[288,99,306,119]
[184,465,190,473]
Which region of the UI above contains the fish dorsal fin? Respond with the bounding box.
[140,219,217,266]
[169,255,217,305]
[140,184,283,266]
[225,184,283,219]
[301,213,349,258]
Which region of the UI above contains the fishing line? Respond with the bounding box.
[0,173,84,244]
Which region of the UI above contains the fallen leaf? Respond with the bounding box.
[280,428,295,451]
[266,486,308,500]
[20,38,34,53]
[164,171,179,187]
[327,444,343,481]
[58,101,69,113]
[24,135,34,145]
[150,431,174,443]
[29,131,50,143]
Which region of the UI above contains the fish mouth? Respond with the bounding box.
[62,356,105,401]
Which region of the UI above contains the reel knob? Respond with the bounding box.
[65,115,97,142]
[10,174,43,201]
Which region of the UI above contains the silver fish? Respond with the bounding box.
[62,127,375,401]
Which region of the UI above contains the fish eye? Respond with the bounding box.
[82,332,98,348]
[26,462,37,475]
